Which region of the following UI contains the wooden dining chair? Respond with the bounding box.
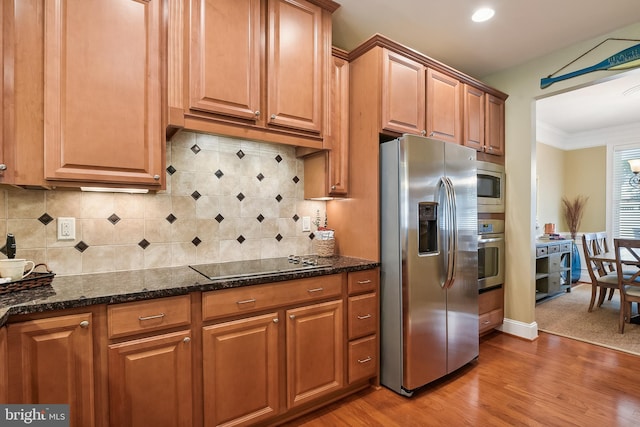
[614,238,640,333]
[582,233,619,312]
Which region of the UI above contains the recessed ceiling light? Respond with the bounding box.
[472,8,495,23]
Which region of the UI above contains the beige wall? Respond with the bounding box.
[536,142,565,234]
[563,146,606,233]
[483,21,640,330]
[536,144,606,235]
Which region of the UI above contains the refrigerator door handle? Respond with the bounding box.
[444,177,457,288]
[439,177,457,289]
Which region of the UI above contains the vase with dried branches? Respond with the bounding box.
[562,195,588,282]
[562,195,589,240]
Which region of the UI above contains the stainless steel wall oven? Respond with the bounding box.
[478,219,505,291]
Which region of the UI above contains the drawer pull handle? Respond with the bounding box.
[139,313,165,321]
[79,320,90,328]
[358,356,372,364]
[236,299,257,305]
[482,320,491,325]
[307,287,324,294]
[357,280,372,284]
[357,314,372,320]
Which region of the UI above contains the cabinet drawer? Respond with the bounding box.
[348,268,379,295]
[348,335,377,383]
[202,274,344,321]
[479,308,503,334]
[348,293,377,339]
[108,295,192,339]
[479,287,503,314]
[536,246,547,257]
[548,244,560,254]
[561,242,572,252]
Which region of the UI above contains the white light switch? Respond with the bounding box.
[302,216,311,232]
[57,217,76,240]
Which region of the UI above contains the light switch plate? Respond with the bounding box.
[302,216,311,232]
[57,217,76,240]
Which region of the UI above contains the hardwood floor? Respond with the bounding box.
[282,331,640,426]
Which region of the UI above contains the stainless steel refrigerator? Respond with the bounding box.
[380,134,478,397]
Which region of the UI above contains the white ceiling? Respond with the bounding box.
[331,0,640,145]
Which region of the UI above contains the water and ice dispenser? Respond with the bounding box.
[418,202,438,254]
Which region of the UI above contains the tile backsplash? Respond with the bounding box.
[0,131,326,276]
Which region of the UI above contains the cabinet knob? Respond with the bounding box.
[270,114,277,120]
[289,314,295,320]
[0,164,7,171]
[331,185,336,190]
[153,175,160,180]
[420,130,426,136]
[79,320,90,328]
[487,147,493,152]
[254,110,260,117]
[183,337,191,343]
[273,318,279,323]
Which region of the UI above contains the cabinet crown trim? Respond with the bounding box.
[347,33,508,101]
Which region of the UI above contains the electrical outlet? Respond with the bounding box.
[57,217,76,240]
[302,216,311,232]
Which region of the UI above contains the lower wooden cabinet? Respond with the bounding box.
[1,267,379,426]
[479,286,504,335]
[202,312,280,427]
[108,330,193,427]
[286,299,344,408]
[7,312,98,427]
[0,326,7,403]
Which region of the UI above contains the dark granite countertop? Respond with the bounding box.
[0,256,379,327]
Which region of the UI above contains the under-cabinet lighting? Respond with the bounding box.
[80,187,149,194]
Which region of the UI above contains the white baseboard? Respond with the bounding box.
[497,318,539,341]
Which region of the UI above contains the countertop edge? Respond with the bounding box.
[0,257,379,327]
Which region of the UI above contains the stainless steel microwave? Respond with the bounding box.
[477,161,505,213]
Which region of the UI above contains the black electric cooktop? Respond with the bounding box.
[189,256,332,281]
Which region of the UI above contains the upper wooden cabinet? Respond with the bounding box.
[169,0,339,150]
[426,68,462,144]
[3,0,166,190]
[380,49,425,135]
[303,49,349,198]
[463,84,486,152]
[485,93,506,157]
[379,49,463,144]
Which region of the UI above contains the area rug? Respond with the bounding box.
[535,283,640,356]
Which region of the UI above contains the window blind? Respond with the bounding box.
[612,146,640,238]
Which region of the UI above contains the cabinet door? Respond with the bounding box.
[286,299,343,408]
[7,313,96,427]
[426,68,462,144]
[485,93,505,156]
[267,0,324,133]
[202,313,280,427]
[0,326,7,403]
[189,0,261,121]
[108,330,193,427]
[380,49,425,135]
[0,2,6,184]
[463,84,485,152]
[43,0,164,187]
[327,54,349,195]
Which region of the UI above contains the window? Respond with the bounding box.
[612,146,640,238]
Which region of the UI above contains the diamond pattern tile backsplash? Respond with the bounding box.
[0,131,327,276]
